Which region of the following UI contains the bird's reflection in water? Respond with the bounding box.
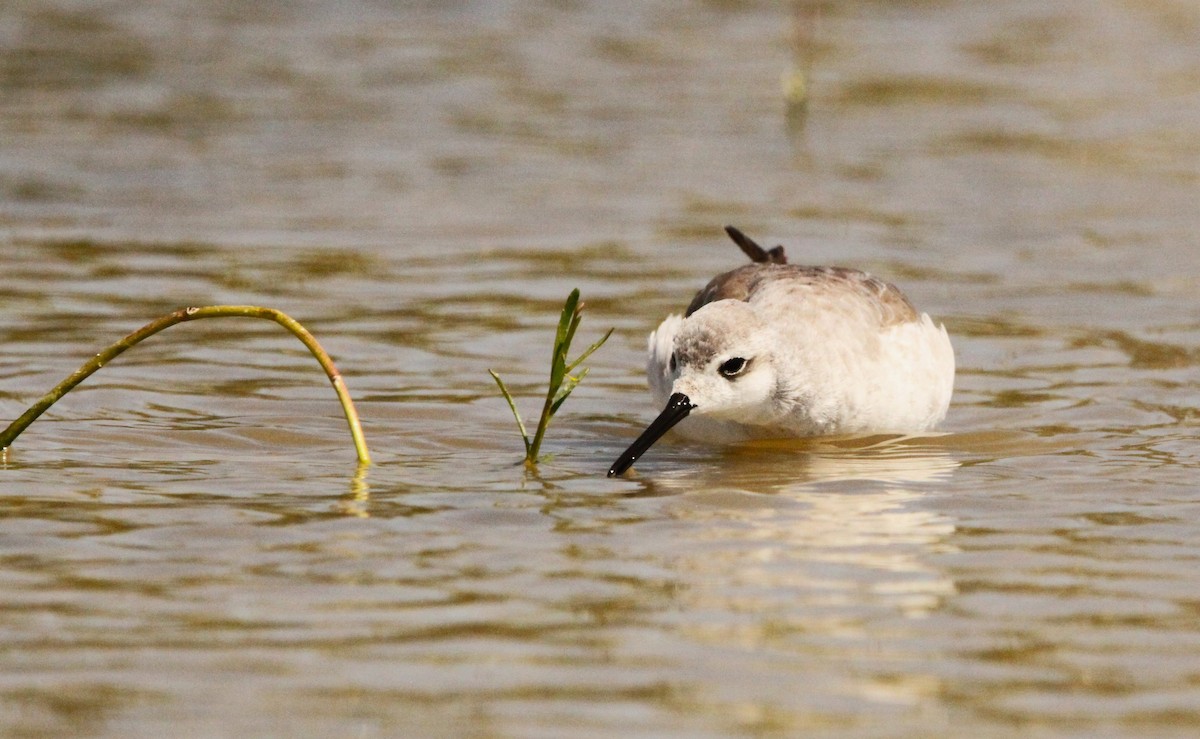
[628,435,960,632]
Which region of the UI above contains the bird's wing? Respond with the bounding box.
[686,264,918,326]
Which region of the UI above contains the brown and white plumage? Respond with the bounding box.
[610,226,954,476]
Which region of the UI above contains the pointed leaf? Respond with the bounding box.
[553,289,580,364]
[549,368,589,416]
[552,370,585,406]
[488,369,532,455]
[548,290,580,391]
[563,303,583,349]
[550,318,580,391]
[564,327,613,375]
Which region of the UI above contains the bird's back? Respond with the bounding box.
[685,262,919,329]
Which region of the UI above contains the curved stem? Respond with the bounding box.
[0,305,371,465]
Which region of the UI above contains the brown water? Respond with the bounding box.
[3,1,1200,736]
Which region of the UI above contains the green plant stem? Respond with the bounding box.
[0,305,370,465]
[524,292,579,466]
[526,374,558,468]
[489,289,611,468]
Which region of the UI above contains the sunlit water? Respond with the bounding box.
[2,1,1200,736]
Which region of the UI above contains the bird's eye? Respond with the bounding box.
[669,352,678,373]
[718,357,748,379]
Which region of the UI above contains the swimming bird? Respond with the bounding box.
[608,226,954,476]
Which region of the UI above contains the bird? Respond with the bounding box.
[608,226,954,477]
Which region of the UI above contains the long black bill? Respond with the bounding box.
[608,392,695,477]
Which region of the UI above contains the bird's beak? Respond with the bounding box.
[608,392,695,477]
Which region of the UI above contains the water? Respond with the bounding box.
[2,1,1199,736]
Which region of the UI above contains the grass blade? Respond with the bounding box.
[489,369,532,456]
[554,289,581,353]
[564,327,613,375]
[549,368,589,416]
[490,288,611,469]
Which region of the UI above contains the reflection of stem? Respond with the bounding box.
[785,1,821,138]
[340,462,371,518]
[521,463,562,493]
[0,305,371,465]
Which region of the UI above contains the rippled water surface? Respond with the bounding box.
[3,1,1200,736]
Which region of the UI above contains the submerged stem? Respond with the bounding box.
[0,305,370,465]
